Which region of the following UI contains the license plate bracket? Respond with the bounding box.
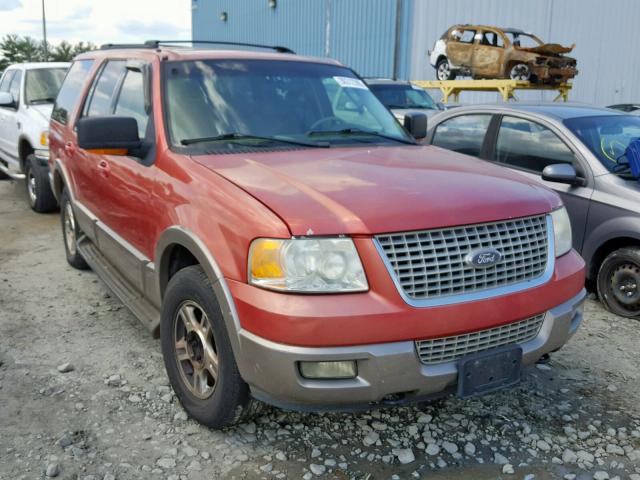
[457,345,523,398]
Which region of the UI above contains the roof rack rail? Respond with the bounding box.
[99,40,295,54]
[147,40,295,54]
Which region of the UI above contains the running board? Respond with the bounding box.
[77,237,161,337]
[0,162,25,180]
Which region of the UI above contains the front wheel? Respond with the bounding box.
[509,63,531,81]
[160,265,259,428]
[436,58,456,81]
[60,188,90,270]
[25,155,57,213]
[597,247,640,318]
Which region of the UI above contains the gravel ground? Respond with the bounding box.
[0,178,639,480]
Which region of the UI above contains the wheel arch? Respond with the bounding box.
[154,226,243,354]
[17,136,34,172]
[582,216,640,281]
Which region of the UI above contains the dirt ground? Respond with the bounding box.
[0,178,639,480]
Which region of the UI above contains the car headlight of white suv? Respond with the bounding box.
[551,207,572,257]
[249,237,368,292]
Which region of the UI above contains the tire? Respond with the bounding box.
[436,58,456,81]
[0,170,8,180]
[509,63,531,81]
[60,187,90,270]
[597,247,640,318]
[25,155,57,213]
[160,265,260,429]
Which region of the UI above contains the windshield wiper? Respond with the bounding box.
[28,97,56,105]
[307,128,416,145]
[180,132,329,148]
[385,104,434,110]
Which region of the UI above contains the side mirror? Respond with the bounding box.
[403,112,427,139]
[436,102,445,110]
[77,116,142,155]
[0,92,15,108]
[541,163,584,186]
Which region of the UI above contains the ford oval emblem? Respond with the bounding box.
[465,248,502,269]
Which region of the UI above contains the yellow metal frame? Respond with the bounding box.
[411,79,572,103]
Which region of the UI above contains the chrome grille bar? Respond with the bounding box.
[375,215,551,305]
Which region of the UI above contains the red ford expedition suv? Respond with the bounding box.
[49,42,585,429]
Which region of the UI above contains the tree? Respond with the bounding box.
[0,35,96,70]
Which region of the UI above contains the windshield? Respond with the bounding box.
[505,32,542,48]
[163,59,412,152]
[564,115,640,178]
[368,83,438,110]
[25,68,67,104]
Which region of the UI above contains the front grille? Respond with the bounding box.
[415,313,546,365]
[376,215,549,301]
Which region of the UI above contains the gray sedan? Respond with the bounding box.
[426,104,640,318]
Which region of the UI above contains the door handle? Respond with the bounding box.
[64,142,75,154]
[98,159,110,177]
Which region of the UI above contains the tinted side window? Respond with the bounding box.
[114,69,149,138]
[495,116,575,172]
[0,70,15,92]
[85,60,126,117]
[52,60,94,124]
[432,115,492,157]
[9,70,22,103]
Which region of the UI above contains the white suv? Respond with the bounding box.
[0,62,69,212]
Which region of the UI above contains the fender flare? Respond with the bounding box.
[154,226,244,356]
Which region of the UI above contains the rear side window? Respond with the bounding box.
[52,60,94,124]
[432,115,492,157]
[0,70,15,92]
[114,69,149,138]
[494,116,575,172]
[85,60,126,117]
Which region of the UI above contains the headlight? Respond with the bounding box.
[40,130,49,147]
[249,237,368,292]
[551,207,572,257]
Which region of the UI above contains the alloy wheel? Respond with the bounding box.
[63,203,77,256]
[27,170,37,207]
[437,62,451,80]
[173,300,219,399]
[510,64,530,81]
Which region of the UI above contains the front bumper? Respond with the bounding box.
[531,65,578,82]
[238,288,585,411]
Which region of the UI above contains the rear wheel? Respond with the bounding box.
[25,155,57,213]
[597,247,640,318]
[436,58,456,81]
[160,265,260,428]
[60,187,90,270]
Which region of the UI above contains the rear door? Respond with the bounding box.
[0,69,22,162]
[447,28,477,68]
[490,115,593,251]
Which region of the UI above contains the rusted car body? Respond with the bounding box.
[430,25,577,84]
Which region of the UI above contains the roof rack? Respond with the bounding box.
[100,40,295,54]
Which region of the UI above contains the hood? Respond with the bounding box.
[194,146,561,236]
[516,43,575,56]
[29,104,54,124]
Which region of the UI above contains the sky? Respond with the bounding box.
[0,0,191,46]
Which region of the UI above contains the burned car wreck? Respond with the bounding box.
[430,25,578,84]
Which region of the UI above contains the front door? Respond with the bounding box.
[471,30,506,78]
[491,115,593,251]
[76,59,156,291]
